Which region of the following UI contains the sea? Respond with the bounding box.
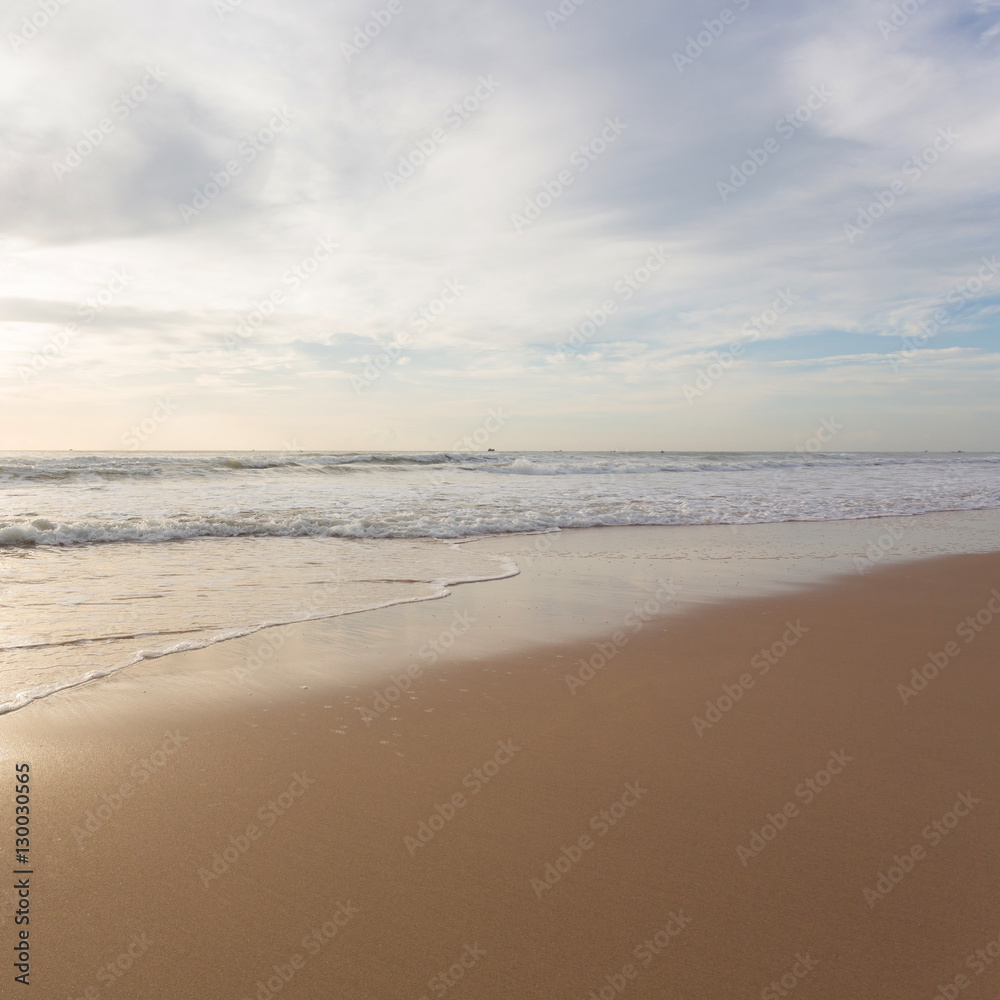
[2,450,998,714]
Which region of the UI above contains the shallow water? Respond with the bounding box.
[2,450,998,714]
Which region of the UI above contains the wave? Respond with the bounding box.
[0,453,465,481]
[0,551,520,716]
[482,453,1000,476]
[3,498,999,547]
[2,450,996,548]
[2,450,998,483]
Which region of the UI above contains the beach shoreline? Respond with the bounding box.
[3,531,1000,997]
[9,509,1000,723]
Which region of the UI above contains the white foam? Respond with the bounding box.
[2,450,998,551]
[0,535,518,715]
[2,448,998,714]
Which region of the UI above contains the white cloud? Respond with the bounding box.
[0,0,997,448]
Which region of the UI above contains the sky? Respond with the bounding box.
[2,0,999,452]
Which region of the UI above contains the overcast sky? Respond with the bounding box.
[2,0,998,451]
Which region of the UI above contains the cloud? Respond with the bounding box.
[1,0,998,448]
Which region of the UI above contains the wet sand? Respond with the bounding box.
[2,548,1000,998]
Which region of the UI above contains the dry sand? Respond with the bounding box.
[3,550,1000,999]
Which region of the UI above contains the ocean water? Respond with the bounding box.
[1,450,998,714]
